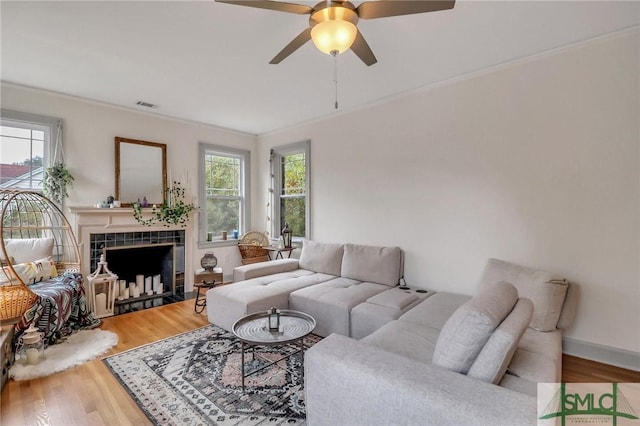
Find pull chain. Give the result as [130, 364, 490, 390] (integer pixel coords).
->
[331, 49, 339, 109]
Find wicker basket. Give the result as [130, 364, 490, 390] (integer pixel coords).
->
[238, 231, 269, 265]
[238, 244, 269, 265]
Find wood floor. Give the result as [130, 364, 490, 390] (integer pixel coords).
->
[1, 300, 638, 426]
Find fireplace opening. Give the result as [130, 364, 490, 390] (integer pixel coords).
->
[104, 243, 184, 314]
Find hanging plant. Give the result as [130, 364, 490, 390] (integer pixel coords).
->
[43, 163, 74, 204]
[132, 181, 197, 228]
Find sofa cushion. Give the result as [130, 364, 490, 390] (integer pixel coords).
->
[432, 281, 518, 374]
[399, 292, 471, 329]
[361, 320, 440, 363]
[507, 348, 560, 383]
[299, 240, 344, 276]
[366, 290, 418, 310]
[233, 258, 299, 281]
[289, 278, 389, 337]
[467, 298, 534, 384]
[206, 270, 335, 331]
[2, 237, 55, 264]
[514, 328, 563, 381]
[477, 258, 569, 331]
[340, 243, 402, 287]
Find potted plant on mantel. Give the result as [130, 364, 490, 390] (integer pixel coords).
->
[132, 181, 197, 228]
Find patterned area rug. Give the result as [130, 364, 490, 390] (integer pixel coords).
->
[103, 324, 321, 425]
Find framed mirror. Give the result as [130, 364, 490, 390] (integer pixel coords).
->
[115, 137, 167, 206]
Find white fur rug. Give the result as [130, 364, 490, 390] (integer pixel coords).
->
[9, 328, 118, 381]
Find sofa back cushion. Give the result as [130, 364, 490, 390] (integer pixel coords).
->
[432, 281, 518, 374]
[2, 237, 55, 264]
[467, 298, 533, 384]
[340, 244, 402, 287]
[478, 258, 569, 331]
[299, 240, 344, 276]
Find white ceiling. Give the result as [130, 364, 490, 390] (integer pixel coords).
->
[1, 1, 638, 135]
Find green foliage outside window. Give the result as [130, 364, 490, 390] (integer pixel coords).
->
[280, 153, 306, 238]
[205, 154, 242, 237]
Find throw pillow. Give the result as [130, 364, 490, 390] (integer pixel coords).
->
[431, 281, 518, 374]
[2, 237, 55, 264]
[477, 258, 569, 331]
[10, 256, 58, 285]
[467, 298, 534, 384]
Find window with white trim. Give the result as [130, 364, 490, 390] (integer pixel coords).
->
[271, 140, 310, 240]
[0, 110, 61, 191]
[199, 143, 250, 244]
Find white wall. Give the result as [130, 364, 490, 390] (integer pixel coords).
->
[257, 30, 640, 355]
[0, 83, 258, 278]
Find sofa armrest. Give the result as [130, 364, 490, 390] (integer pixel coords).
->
[305, 334, 537, 426]
[232, 258, 299, 281]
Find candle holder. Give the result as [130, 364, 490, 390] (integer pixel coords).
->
[267, 307, 280, 332]
[281, 222, 292, 248]
[19, 324, 44, 365]
[87, 254, 118, 318]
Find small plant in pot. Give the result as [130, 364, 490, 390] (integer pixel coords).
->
[43, 163, 74, 204]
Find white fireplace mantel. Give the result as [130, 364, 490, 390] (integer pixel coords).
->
[67, 206, 195, 292]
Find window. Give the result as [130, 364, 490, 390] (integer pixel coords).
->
[272, 140, 310, 240]
[199, 143, 250, 244]
[0, 110, 61, 191]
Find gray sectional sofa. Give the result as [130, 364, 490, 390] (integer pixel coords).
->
[205, 241, 575, 426]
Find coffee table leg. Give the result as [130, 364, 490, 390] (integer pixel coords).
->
[241, 340, 245, 391]
[300, 337, 304, 380]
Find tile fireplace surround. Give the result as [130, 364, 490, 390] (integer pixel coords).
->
[67, 207, 196, 300]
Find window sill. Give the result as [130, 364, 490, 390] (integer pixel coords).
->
[197, 239, 239, 249]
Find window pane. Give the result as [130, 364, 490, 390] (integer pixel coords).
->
[0, 126, 45, 191]
[206, 198, 240, 236]
[281, 196, 305, 238]
[0, 126, 31, 138]
[281, 153, 305, 196]
[205, 154, 240, 197]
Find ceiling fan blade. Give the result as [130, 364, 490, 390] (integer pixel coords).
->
[357, 0, 455, 19]
[270, 27, 312, 64]
[350, 31, 377, 66]
[215, 0, 313, 15]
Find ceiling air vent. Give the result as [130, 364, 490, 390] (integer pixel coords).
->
[135, 101, 158, 109]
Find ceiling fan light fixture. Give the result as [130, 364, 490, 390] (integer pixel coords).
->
[311, 19, 357, 55]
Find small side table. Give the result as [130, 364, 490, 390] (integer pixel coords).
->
[264, 246, 294, 260]
[194, 267, 223, 314]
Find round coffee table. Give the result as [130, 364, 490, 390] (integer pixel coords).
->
[232, 309, 316, 390]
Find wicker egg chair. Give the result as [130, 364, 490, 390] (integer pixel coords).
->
[0, 190, 81, 324]
[238, 231, 269, 265]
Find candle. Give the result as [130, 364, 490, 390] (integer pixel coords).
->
[153, 274, 161, 294]
[26, 348, 39, 365]
[132, 285, 140, 298]
[119, 280, 127, 297]
[144, 276, 152, 295]
[129, 282, 137, 298]
[95, 293, 107, 316]
[136, 274, 144, 289]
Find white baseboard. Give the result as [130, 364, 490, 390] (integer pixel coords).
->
[563, 337, 640, 372]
